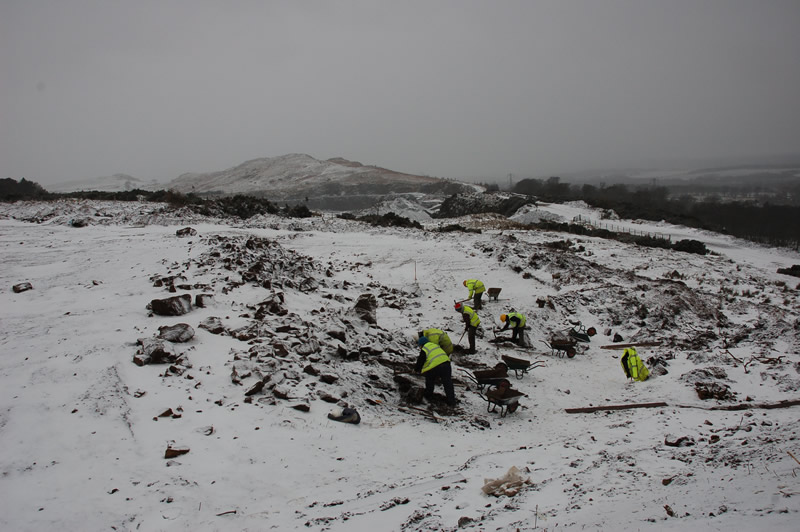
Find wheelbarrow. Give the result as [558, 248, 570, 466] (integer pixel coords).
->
[487, 287, 502, 301]
[460, 363, 509, 394]
[541, 335, 578, 358]
[501, 354, 546, 379]
[567, 322, 596, 343]
[484, 379, 526, 417]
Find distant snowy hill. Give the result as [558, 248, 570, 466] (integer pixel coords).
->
[46, 173, 162, 194]
[167, 153, 475, 210]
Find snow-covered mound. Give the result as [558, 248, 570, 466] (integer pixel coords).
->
[352, 193, 437, 223]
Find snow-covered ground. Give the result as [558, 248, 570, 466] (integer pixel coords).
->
[1, 199, 799, 531]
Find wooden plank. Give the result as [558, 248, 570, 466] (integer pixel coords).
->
[599, 342, 661, 350]
[679, 399, 800, 412]
[567, 398, 800, 414]
[565, 402, 668, 414]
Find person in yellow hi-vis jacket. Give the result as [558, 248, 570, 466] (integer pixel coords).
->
[415, 336, 456, 406]
[417, 328, 454, 355]
[454, 302, 480, 354]
[499, 311, 527, 346]
[463, 279, 485, 309]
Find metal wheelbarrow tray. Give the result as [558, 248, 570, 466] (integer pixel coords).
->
[487, 287, 502, 301]
[567, 323, 596, 343]
[501, 354, 546, 379]
[541, 335, 578, 358]
[461, 364, 509, 393]
[485, 380, 526, 417]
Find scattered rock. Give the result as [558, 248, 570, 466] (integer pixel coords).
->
[12, 282, 33, 293]
[158, 323, 195, 343]
[327, 407, 360, 424]
[319, 392, 340, 403]
[150, 294, 193, 316]
[352, 293, 378, 324]
[681, 367, 729, 384]
[195, 293, 214, 308]
[176, 227, 197, 237]
[664, 435, 696, 447]
[326, 328, 347, 342]
[164, 445, 190, 459]
[650, 364, 669, 377]
[254, 293, 288, 318]
[69, 218, 90, 228]
[296, 339, 321, 357]
[695, 382, 736, 401]
[133, 338, 180, 366]
[244, 377, 269, 397]
[198, 317, 226, 334]
[273, 386, 292, 400]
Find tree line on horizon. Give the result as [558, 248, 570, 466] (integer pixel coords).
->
[512, 176, 799, 249]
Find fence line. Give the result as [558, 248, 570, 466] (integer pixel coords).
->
[572, 215, 672, 242]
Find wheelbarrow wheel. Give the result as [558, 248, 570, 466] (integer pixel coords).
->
[566, 346, 577, 358]
[507, 402, 519, 413]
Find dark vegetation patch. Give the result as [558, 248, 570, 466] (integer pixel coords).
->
[434, 224, 481, 234]
[337, 211, 422, 229]
[0, 180, 312, 219]
[0, 178, 49, 201]
[777, 265, 800, 278]
[434, 192, 536, 218]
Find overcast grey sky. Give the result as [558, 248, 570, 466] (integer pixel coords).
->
[2, 0, 799, 185]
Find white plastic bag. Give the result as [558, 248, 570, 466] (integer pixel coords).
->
[481, 466, 529, 497]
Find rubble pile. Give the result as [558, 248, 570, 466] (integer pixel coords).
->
[135, 231, 434, 414]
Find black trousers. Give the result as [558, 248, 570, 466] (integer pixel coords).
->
[473, 292, 483, 309]
[424, 361, 455, 406]
[511, 327, 523, 345]
[466, 326, 476, 352]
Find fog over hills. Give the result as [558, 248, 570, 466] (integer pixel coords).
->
[38, 152, 800, 211]
[45, 173, 162, 194]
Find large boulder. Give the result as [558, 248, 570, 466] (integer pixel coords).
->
[150, 294, 192, 316]
[352, 293, 378, 325]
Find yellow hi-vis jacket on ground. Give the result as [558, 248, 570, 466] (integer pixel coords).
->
[462, 305, 480, 327]
[621, 348, 649, 381]
[422, 328, 454, 354]
[465, 279, 485, 298]
[420, 342, 450, 373]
